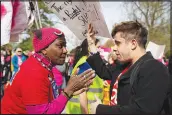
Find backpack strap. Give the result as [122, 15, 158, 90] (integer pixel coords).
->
[130, 59, 154, 94]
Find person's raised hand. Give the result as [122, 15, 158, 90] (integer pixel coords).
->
[86, 23, 98, 53]
[87, 23, 96, 45]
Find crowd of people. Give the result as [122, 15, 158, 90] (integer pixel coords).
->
[1, 21, 172, 114]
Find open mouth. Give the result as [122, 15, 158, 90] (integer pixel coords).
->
[116, 54, 120, 58]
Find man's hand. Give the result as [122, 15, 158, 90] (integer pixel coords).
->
[87, 23, 96, 42]
[87, 23, 98, 53]
[90, 95, 102, 114]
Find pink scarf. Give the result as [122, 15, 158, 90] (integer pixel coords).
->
[52, 67, 63, 87]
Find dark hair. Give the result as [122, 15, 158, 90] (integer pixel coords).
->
[111, 20, 148, 48]
[73, 39, 99, 67]
[14, 47, 22, 52]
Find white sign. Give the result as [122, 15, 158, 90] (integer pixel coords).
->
[146, 41, 166, 59]
[44, 0, 111, 40]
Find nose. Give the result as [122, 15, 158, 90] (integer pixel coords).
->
[113, 44, 117, 52]
[63, 47, 67, 54]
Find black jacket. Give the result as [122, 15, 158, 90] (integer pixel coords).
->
[87, 53, 130, 105]
[87, 52, 171, 114]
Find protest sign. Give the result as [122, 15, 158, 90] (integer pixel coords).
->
[44, 0, 111, 40]
[146, 41, 166, 59]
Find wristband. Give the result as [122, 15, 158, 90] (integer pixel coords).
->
[62, 89, 72, 99]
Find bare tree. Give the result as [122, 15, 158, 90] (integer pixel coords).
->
[123, 1, 170, 52]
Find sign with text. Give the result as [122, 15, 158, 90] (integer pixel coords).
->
[44, 0, 111, 40]
[146, 41, 166, 59]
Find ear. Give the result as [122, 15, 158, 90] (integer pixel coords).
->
[131, 39, 137, 50]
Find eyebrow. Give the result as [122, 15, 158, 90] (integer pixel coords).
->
[59, 41, 66, 44]
[56, 40, 66, 46]
[114, 40, 121, 44]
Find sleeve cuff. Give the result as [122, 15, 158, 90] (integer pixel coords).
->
[58, 94, 68, 103]
[87, 52, 101, 64]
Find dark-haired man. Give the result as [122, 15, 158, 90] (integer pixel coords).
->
[87, 21, 171, 114]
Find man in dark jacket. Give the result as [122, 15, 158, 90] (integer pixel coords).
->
[87, 54, 130, 105]
[86, 21, 171, 114]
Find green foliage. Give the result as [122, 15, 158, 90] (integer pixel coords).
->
[165, 50, 171, 59]
[1, 44, 13, 51]
[38, 0, 53, 13]
[124, 1, 170, 52]
[18, 38, 33, 51]
[38, 0, 54, 27]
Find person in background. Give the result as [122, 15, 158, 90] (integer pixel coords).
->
[1, 50, 5, 78]
[157, 54, 168, 66]
[1, 49, 6, 99]
[66, 39, 104, 114]
[1, 27, 95, 114]
[3, 47, 12, 84]
[64, 49, 76, 83]
[102, 51, 117, 105]
[108, 51, 117, 65]
[11, 47, 27, 76]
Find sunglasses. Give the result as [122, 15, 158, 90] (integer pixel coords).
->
[17, 51, 22, 52]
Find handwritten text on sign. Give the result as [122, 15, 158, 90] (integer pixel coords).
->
[44, 0, 111, 40]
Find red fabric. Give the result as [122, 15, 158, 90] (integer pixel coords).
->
[110, 65, 130, 105]
[11, 0, 20, 29]
[1, 4, 7, 19]
[1, 56, 54, 114]
[33, 28, 64, 52]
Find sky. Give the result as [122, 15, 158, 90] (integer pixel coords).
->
[99, 2, 128, 32]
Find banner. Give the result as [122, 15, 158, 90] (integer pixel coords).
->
[44, 0, 111, 40]
[1, 1, 13, 46]
[1, 1, 35, 46]
[146, 41, 166, 59]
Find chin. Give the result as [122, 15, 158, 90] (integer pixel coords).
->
[57, 61, 65, 65]
[118, 59, 127, 63]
